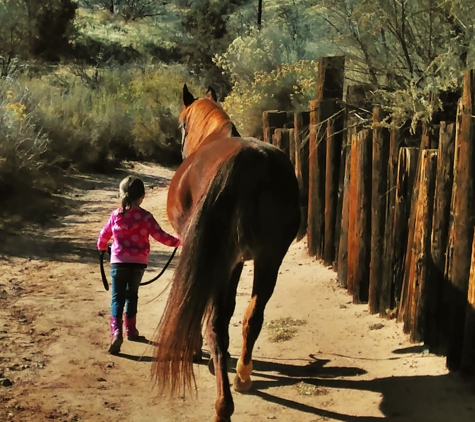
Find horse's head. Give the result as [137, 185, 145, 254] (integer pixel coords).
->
[179, 84, 234, 159]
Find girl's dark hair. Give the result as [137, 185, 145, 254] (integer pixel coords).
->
[119, 176, 145, 215]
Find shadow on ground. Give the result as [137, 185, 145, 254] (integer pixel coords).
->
[0, 166, 176, 266]
[222, 354, 475, 421]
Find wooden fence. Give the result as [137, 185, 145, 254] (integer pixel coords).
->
[262, 56, 475, 375]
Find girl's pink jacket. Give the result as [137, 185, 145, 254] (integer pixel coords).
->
[97, 207, 180, 265]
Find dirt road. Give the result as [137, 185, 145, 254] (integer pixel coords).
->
[1, 162, 474, 422]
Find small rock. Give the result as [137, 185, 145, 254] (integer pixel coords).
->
[369, 323, 384, 330]
[1, 378, 13, 387]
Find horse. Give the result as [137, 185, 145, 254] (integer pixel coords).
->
[152, 84, 301, 422]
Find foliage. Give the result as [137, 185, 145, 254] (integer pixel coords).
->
[3, 0, 475, 223]
[222, 60, 318, 137]
[319, 0, 475, 127]
[215, 22, 319, 136]
[79, 0, 165, 21]
[29, 0, 78, 60]
[0, 82, 56, 202]
[0, 63, 195, 215]
[274, 0, 313, 60]
[25, 63, 192, 170]
[0, 0, 77, 66]
[179, 0, 242, 96]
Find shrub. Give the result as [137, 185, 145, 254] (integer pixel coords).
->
[221, 60, 318, 137]
[21, 63, 194, 170]
[0, 82, 56, 204]
[214, 25, 319, 136]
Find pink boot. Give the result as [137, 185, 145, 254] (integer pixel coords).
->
[108, 316, 123, 355]
[124, 315, 139, 341]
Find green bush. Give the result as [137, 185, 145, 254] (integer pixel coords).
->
[214, 27, 319, 136]
[22, 63, 193, 171]
[0, 82, 57, 202]
[0, 63, 199, 226]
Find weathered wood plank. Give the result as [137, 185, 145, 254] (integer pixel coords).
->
[337, 135, 351, 287]
[399, 149, 438, 341]
[347, 129, 372, 303]
[307, 99, 320, 256]
[307, 56, 345, 258]
[323, 111, 344, 265]
[316, 56, 345, 102]
[369, 108, 390, 314]
[426, 122, 455, 351]
[391, 147, 420, 313]
[294, 112, 310, 240]
[445, 70, 475, 371]
[463, 235, 475, 372]
[381, 127, 402, 314]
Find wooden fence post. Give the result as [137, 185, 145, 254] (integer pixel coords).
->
[273, 128, 282, 148]
[294, 112, 310, 240]
[398, 121, 439, 324]
[391, 148, 420, 311]
[323, 112, 344, 265]
[463, 236, 475, 372]
[347, 129, 372, 302]
[445, 70, 475, 371]
[337, 130, 352, 288]
[381, 127, 402, 313]
[273, 128, 294, 162]
[369, 108, 390, 314]
[263, 111, 293, 143]
[307, 56, 345, 258]
[307, 99, 321, 256]
[426, 122, 455, 351]
[288, 128, 295, 167]
[398, 150, 438, 341]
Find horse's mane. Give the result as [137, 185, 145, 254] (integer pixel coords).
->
[180, 98, 233, 151]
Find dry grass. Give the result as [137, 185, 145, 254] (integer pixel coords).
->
[265, 317, 307, 343]
[294, 381, 330, 397]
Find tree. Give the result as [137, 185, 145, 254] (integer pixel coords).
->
[319, 0, 475, 125]
[0, 1, 28, 75]
[27, 0, 78, 60]
[180, 0, 237, 95]
[275, 0, 312, 59]
[79, 0, 165, 21]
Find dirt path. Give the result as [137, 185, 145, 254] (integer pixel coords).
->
[1, 162, 474, 422]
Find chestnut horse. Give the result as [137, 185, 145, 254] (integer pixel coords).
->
[152, 84, 301, 421]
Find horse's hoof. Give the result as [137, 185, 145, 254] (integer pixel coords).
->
[233, 375, 252, 393]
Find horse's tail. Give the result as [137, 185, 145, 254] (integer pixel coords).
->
[151, 148, 258, 396]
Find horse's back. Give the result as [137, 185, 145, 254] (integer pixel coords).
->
[205, 137, 301, 259]
[168, 136, 301, 259]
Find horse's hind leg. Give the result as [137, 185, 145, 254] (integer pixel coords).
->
[234, 257, 281, 392]
[206, 262, 243, 422]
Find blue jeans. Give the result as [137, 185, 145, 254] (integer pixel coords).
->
[110, 265, 145, 320]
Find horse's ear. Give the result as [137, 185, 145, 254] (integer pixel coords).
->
[182, 84, 195, 107]
[205, 86, 218, 102]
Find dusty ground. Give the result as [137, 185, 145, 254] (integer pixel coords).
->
[1, 161, 475, 422]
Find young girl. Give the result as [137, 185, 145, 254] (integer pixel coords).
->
[97, 175, 180, 355]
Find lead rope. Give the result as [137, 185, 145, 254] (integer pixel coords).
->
[99, 247, 178, 291]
